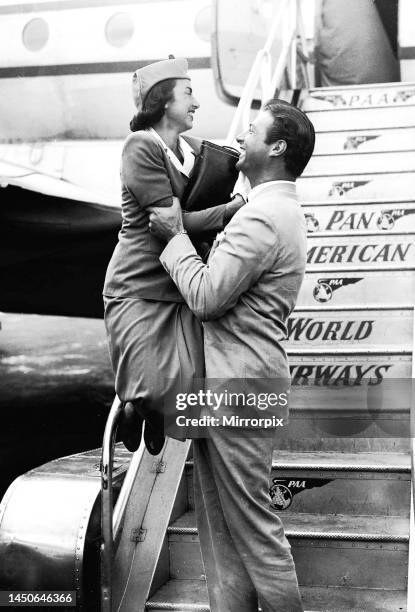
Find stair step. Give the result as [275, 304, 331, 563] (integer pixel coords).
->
[302, 83, 415, 112]
[298, 268, 415, 309]
[286, 307, 413, 349]
[307, 105, 415, 132]
[169, 511, 409, 541]
[313, 127, 415, 154]
[306, 231, 415, 269]
[270, 451, 411, 516]
[286, 350, 411, 439]
[272, 437, 411, 454]
[305, 151, 415, 177]
[167, 511, 409, 588]
[147, 580, 209, 611]
[271, 451, 411, 473]
[298, 172, 415, 201]
[186, 452, 411, 517]
[288, 348, 411, 377]
[147, 580, 407, 611]
[302, 201, 415, 233]
[277, 415, 411, 453]
[304, 83, 415, 111]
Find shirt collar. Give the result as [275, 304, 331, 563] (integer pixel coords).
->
[249, 180, 296, 201]
[148, 128, 195, 177]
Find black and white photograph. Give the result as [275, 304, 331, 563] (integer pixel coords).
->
[0, 0, 414, 610]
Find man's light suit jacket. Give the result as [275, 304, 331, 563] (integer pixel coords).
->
[160, 181, 307, 398]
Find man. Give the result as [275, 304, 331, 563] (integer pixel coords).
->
[149, 99, 315, 612]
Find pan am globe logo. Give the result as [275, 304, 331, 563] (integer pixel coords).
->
[343, 135, 379, 150]
[305, 213, 320, 233]
[328, 180, 370, 198]
[393, 89, 415, 103]
[377, 208, 415, 231]
[313, 277, 363, 303]
[269, 481, 293, 510]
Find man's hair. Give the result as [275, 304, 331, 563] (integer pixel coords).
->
[130, 78, 177, 131]
[263, 99, 315, 177]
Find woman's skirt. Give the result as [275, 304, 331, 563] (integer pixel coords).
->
[103, 296, 204, 439]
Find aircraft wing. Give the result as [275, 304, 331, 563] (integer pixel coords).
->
[0, 158, 122, 318]
[0, 158, 113, 206]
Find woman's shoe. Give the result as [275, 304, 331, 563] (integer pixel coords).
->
[117, 403, 144, 452]
[144, 421, 165, 455]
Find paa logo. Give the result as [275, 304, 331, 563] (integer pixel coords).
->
[305, 213, 320, 233]
[312, 94, 347, 107]
[269, 479, 333, 511]
[328, 181, 370, 197]
[313, 278, 363, 303]
[393, 89, 415, 103]
[377, 208, 415, 231]
[343, 135, 379, 151]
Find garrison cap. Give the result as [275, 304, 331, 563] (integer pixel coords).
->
[132, 57, 189, 111]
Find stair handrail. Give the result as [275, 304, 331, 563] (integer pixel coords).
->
[100, 396, 145, 612]
[226, 0, 312, 145]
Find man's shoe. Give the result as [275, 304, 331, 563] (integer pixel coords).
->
[144, 421, 165, 455]
[117, 403, 144, 452]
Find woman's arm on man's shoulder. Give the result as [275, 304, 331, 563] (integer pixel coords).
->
[182, 195, 245, 235]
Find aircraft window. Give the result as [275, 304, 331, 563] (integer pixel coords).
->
[22, 18, 49, 51]
[194, 5, 213, 42]
[105, 12, 134, 47]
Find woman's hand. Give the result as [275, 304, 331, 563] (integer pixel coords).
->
[148, 197, 185, 242]
[224, 194, 246, 223]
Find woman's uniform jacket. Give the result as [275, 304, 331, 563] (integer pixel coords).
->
[104, 130, 228, 301]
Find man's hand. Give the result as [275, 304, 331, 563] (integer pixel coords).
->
[148, 197, 185, 242]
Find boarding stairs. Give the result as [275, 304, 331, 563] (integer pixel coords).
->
[130, 82, 414, 612]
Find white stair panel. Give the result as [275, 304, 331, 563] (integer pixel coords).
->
[306, 232, 415, 269]
[304, 83, 415, 111]
[298, 172, 415, 201]
[307, 105, 415, 132]
[314, 128, 415, 154]
[305, 151, 415, 177]
[302, 202, 415, 233]
[286, 308, 413, 349]
[297, 268, 415, 309]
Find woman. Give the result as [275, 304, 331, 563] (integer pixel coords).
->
[103, 57, 243, 454]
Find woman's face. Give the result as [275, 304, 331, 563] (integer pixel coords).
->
[165, 79, 200, 132]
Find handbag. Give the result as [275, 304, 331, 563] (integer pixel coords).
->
[181, 140, 240, 211]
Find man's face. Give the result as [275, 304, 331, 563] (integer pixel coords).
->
[236, 110, 274, 175]
[165, 79, 200, 132]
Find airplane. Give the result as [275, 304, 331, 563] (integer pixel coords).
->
[0, 0, 411, 319]
[0, 0, 238, 318]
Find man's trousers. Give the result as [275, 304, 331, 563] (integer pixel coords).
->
[193, 427, 303, 612]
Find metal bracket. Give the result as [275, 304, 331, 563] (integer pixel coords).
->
[131, 528, 147, 543]
[151, 460, 166, 473]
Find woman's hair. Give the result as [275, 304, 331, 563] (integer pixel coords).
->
[130, 78, 177, 131]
